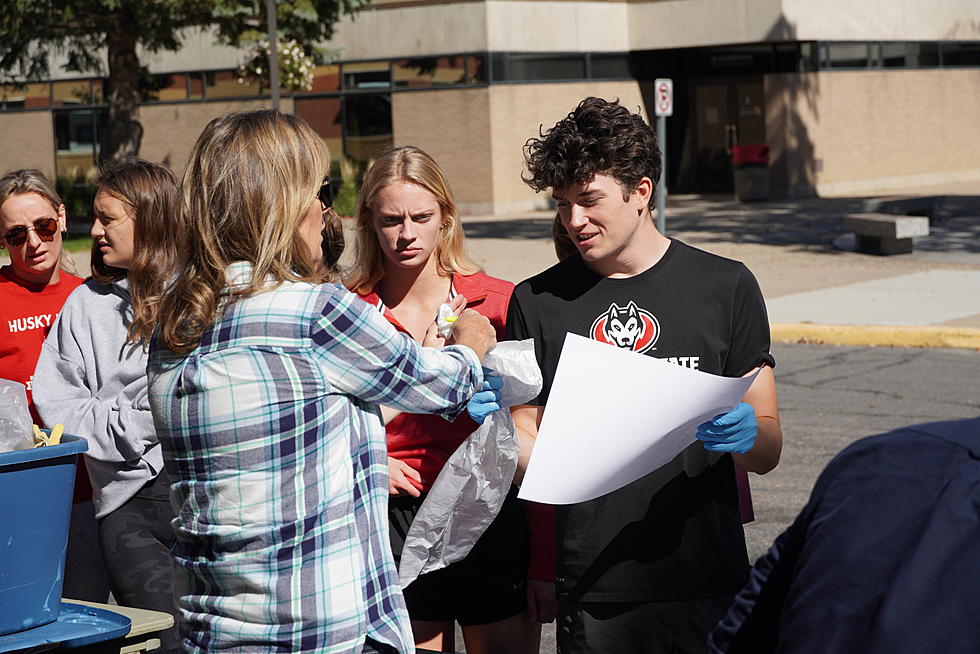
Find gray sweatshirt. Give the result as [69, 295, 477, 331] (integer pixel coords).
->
[33, 279, 162, 518]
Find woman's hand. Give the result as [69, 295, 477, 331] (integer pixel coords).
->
[451, 309, 496, 362]
[526, 579, 558, 623]
[422, 294, 467, 348]
[388, 457, 423, 497]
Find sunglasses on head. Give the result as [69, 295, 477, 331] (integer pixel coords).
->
[2, 217, 59, 247]
[318, 177, 336, 209]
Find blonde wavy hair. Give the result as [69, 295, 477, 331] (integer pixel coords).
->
[156, 110, 330, 354]
[347, 146, 479, 294]
[0, 169, 78, 277]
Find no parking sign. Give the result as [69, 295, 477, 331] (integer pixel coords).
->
[654, 78, 673, 117]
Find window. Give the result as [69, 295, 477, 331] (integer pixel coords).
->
[466, 54, 488, 84]
[906, 43, 940, 67]
[393, 56, 466, 88]
[493, 53, 587, 82]
[143, 74, 188, 102]
[204, 70, 264, 99]
[941, 42, 980, 67]
[52, 80, 94, 106]
[307, 65, 341, 93]
[823, 42, 869, 69]
[343, 94, 392, 162]
[54, 109, 102, 180]
[0, 83, 51, 110]
[881, 42, 906, 68]
[343, 62, 390, 90]
[590, 53, 630, 79]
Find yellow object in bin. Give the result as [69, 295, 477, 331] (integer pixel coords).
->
[32, 424, 65, 447]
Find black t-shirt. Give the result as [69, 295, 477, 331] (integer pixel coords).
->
[507, 239, 774, 602]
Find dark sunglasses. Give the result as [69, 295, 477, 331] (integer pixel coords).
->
[318, 177, 336, 209]
[2, 217, 59, 247]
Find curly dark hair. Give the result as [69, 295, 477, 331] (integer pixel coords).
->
[523, 97, 661, 210]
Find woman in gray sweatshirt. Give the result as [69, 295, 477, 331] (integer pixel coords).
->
[34, 159, 182, 654]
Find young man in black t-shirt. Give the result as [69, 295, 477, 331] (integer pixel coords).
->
[508, 97, 782, 654]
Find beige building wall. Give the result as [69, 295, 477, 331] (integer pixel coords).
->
[767, 69, 980, 197]
[0, 112, 57, 178]
[139, 98, 291, 173]
[392, 88, 494, 214]
[487, 80, 645, 214]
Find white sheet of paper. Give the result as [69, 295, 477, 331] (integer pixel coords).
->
[518, 334, 760, 505]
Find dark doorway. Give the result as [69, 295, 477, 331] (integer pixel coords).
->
[678, 76, 765, 193]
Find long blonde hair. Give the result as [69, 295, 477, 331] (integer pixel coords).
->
[0, 169, 78, 277]
[91, 159, 180, 344]
[347, 146, 479, 294]
[156, 110, 330, 354]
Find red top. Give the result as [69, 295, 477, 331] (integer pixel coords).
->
[358, 271, 514, 486]
[358, 271, 557, 580]
[0, 265, 92, 504]
[0, 265, 84, 424]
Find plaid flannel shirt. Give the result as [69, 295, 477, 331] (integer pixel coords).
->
[148, 263, 482, 653]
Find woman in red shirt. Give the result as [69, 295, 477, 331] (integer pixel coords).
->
[0, 168, 106, 601]
[348, 146, 552, 653]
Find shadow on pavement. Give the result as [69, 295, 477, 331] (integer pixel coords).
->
[462, 194, 980, 258]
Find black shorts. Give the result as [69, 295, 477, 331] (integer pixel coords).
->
[389, 486, 530, 626]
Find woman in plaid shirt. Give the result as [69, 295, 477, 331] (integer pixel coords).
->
[148, 110, 497, 653]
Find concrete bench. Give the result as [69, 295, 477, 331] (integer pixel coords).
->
[843, 212, 930, 255]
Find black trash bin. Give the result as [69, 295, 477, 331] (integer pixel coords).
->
[732, 144, 769, 202]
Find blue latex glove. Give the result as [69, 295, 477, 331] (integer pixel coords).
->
[467, 370, 504, 425]
[696, 402, 757, 454]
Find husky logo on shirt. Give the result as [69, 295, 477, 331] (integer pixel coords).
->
[590, 301, 660, 353]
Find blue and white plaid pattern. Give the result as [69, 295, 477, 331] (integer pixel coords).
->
[148, 263, 482, 653]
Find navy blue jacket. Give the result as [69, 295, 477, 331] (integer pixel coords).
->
[709, 417, 980, 653]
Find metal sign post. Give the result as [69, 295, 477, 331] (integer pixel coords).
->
[654, 78, 672, 235]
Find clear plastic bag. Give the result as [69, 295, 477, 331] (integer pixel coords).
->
[0, 379, 35, 453]
[398, 339, 542, 588]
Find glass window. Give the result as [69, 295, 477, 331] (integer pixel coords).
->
[205, 70, 264, 99]
[490, 53, 508, 82]
[590, 53, 630, 79]
[308, 64, 341, 93]
[143, 73, 188, 102]
[0, 83, 51, 110]
[90, 79, 105, 104]
[502, 53, 586, 81]
[294, 96, 343, 164]
[799, 42, 817, 71]
[54, 109, 98, 179]
[881, 42, 906, 68]
[343, 62, 390, 90]
[393, 56, 466, 88]
[467, 54, 488, 84]
[52, 80, 93, 106]
[826, 42, 869, 68]
[343, 94, 392, 162]
[188, 74, 204, 100]
[941, 42, 980, 67]
[907, 42, 940, 67]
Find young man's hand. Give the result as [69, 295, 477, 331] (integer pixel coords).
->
[696, 402, 757, 454]
[526, 579, 558, 623]
[466, 371, 503, 424]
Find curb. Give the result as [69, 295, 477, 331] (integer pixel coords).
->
[771, 323, 980, 351]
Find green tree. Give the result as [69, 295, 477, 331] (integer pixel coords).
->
[0, 1, 368, 162]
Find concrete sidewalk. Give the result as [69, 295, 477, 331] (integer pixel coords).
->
[456, 185, 980, 351]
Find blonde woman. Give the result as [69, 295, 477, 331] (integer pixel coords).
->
[0, 169, 107, 603]
[348, 146, 553, 654]
[147, 110, 497, 654]
[33, 159, 182, 652]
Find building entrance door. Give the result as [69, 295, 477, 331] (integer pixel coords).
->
[688, 77, 765, 193]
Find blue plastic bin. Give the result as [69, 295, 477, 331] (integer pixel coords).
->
[0, 434, 87, 635]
